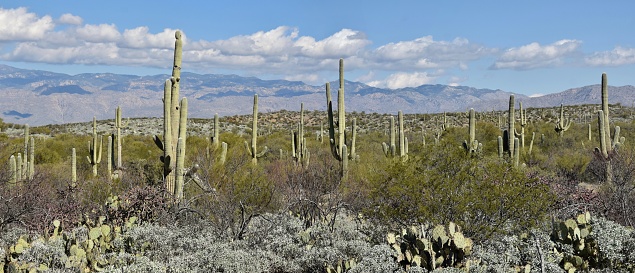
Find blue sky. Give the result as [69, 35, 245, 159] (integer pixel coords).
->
[1, 1, 634, 96]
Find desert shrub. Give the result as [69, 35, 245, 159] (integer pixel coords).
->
[367, 139, 555, 241]
[103, 185, 170, 226]
[585, 146, 635, 228]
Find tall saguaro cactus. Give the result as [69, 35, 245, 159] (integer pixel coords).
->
[518, 102, 527, 148]
[212, 113, 220, 150]
[325, 59, 357, 177]
[504, 95, 522, 157]
[153, 31, 188, 199]
[292, 103, 310, 167]
[595, 110, 612, 184]
[601, 73, 611, 146]
[463, 108, 482, 155]
[87, 116, 102, 177]
[71, 148, 77, 185]
[9, 155, 16, 185]
[114, 106, 128, 169]
[245, 94, 268, 164]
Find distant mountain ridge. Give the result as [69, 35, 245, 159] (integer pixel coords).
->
[0, 64, 633, 125]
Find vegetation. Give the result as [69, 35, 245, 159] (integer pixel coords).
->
[1, 33, 635, 272]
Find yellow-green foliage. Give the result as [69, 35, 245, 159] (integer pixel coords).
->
[368, 139, 555, 241]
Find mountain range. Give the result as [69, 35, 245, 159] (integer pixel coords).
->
[1, 64, 633, 126]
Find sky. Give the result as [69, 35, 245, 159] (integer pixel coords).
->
[1, 1, 635, 96]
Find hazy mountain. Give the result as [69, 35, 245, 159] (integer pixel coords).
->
[0, 64, 632, 125]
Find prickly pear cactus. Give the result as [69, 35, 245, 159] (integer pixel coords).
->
[551, 212, 600, 272]
[386, 222, 473, 271]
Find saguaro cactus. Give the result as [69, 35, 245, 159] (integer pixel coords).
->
[71, 148, 77, 185]
[504, 95, 519, 156]
[325, 59, 357, 177]
[463, 108, 482, 155]
[9, 155, 16, 184]
[114, 106, 128, 169]
[601, 73, 611, 144]
[245, 94, 268, 164]
[398, 111, 407, 160]
[87, 117, 102, 177]
[554, 104, 572, 137]
[595, 110, 612, 184]
[153, 31, 188, 199]
[211, 113, 220, 150]
[292, 103, 309, 167]
[382, 116, 396, 157]
[107, 135, 113, 179]
[518, 102, 527, 148]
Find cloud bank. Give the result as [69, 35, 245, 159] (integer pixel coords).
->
[0, 7, 631, 89]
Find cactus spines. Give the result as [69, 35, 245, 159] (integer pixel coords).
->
[554, 104, 572, 137]
[245, 94, 268, 165]
[87, 117, 102, 177]
[463, 108, 482, 155]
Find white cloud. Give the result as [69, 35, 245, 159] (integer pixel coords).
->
[121, 27, 180, 49]
[369, 72, 435, 89]
[491, 39, 581, 70]
[76, 24, 121, 43]
[58, 13, 83, 25]
[368, 36, 493, 70]
[295, 28, 371, 58]
[0, 7, 54, 41]
[284, 73, 319, 84]
[584, 46, 635, 66]
[448, 76, 467, 86]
